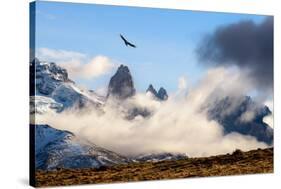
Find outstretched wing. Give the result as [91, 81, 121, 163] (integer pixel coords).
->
[120, 34, 127, 43]
[120, 34, 136, 48]
[127, 42, 136, 48]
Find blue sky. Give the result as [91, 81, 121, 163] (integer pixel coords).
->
[34, 1, 267, 93]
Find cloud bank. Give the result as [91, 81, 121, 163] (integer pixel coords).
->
[197, 17, 273, 94]
[36, 48, 116, 79]
[36, 67, 268, 157]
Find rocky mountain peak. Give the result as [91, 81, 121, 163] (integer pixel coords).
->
[158, 87, 168, 100]
[35, 59, 69, 82]
[116, 64, 130, 74]
[146, 84, 158, 96]
[146, 84, 168, 101]
[107, 64, 136, 99]
[34, 58, 70, 95]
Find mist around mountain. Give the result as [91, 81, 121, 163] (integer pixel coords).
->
[31, 58, 273, 170]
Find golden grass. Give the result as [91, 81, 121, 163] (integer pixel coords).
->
[35, 148, 273, 187]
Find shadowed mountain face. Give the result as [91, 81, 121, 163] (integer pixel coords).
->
[147, 84, 158, 97]
[157, 87, 168, 100]
[146, 84, 168, 101]
[107, 65, 136, 100]
[207, 96, 273, 145]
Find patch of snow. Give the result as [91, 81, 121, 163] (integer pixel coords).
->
[34, 125, 128, 170]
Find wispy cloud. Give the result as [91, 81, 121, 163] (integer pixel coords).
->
[36, 48, 87, 63]
[60, 56, 116, 79]
[36, 48, 117, 79]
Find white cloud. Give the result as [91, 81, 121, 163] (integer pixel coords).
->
[263, 115, 273, 129]
[84, 56, 116, 78]
[178, 76, 187, 91]
[60, 56, 116, 79]
[35, 66, 268, 157]
[265, 100, 273, 111]
[36, 48, 116, 79]
[95, 86, 108, 96]
[186, 67, 255, 114]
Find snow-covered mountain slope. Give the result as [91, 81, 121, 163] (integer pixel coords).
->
[34, 124, 130, 170]
[31, 58, 105, 112]
[51, 82, 104, 109]
[30, 96, 63, 114]
[134, 153, 188, 163]
[34, 125, 190, 170]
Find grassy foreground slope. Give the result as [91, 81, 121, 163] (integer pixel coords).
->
[35, 148, 273, 187]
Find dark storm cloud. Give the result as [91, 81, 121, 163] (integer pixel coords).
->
[197, 17, 273, 91]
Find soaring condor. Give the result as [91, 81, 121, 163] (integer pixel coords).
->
[120, 34, 136, 48]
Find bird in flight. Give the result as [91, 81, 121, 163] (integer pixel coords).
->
[120, 34, 136, 48]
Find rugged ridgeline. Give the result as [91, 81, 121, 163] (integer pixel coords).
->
[30, 58, 105, 114]
[106, 65, 168, 101]
[207, 96, 273, 145]
[146, 84, 168, 101]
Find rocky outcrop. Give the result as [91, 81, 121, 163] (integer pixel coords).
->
[146, 84, 158, 97]
[146, 84, 168, 101]
[157, 87, 168, 100]
[107, 65, 136, 99]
